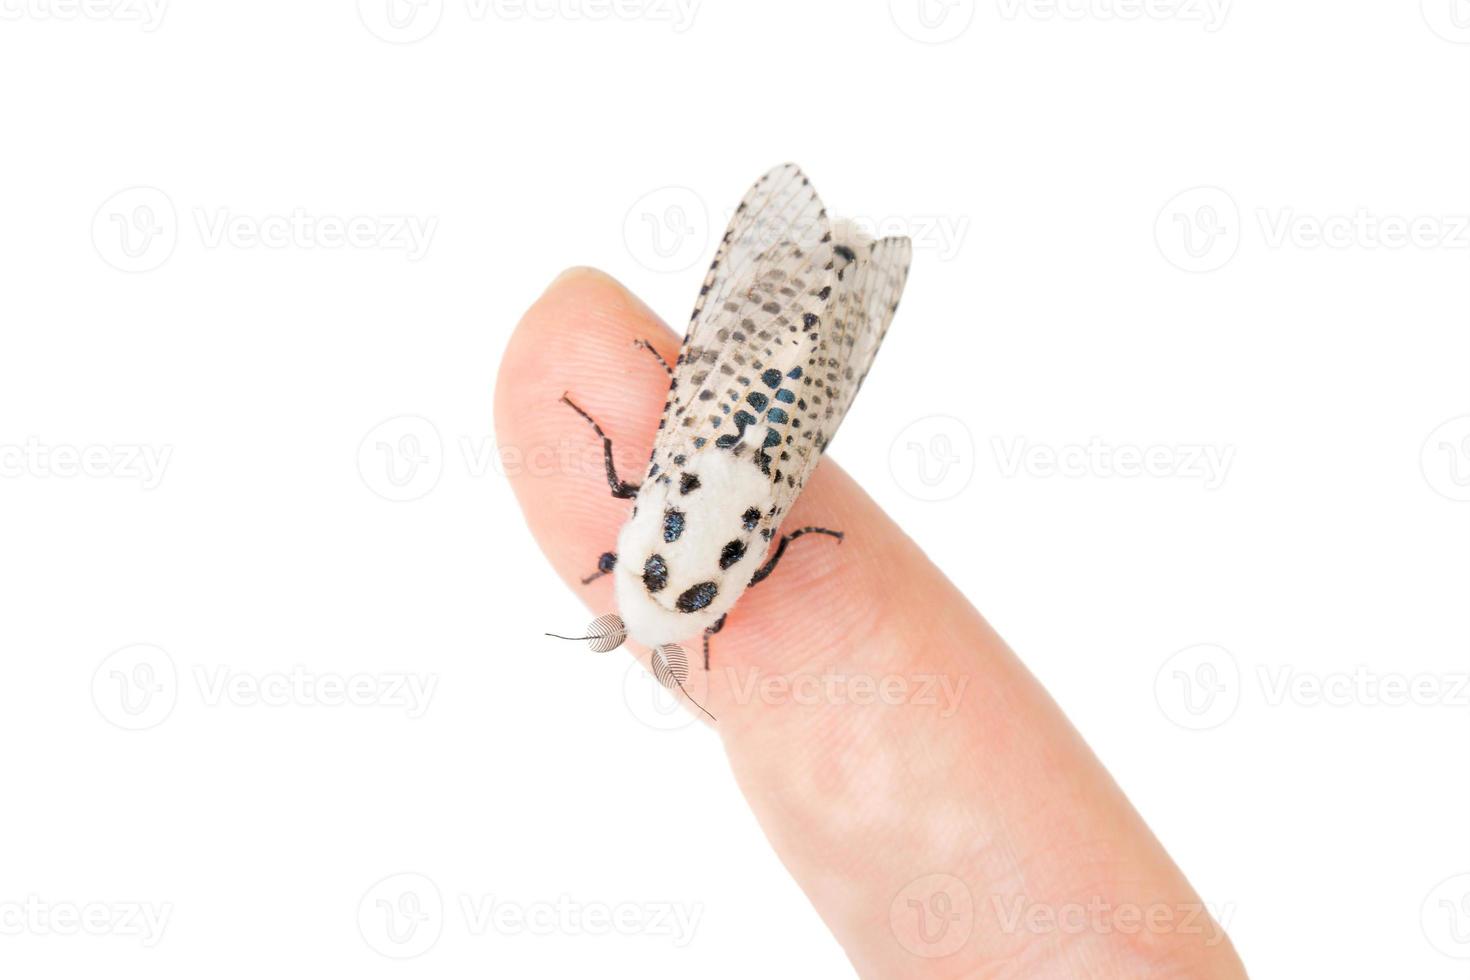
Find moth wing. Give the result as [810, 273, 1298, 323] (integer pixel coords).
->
[648, 165, 837, 506]
[819, 234, 913, 433]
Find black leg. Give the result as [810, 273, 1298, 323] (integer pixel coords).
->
[633, 339, 673, 377]
[702, 613, 727, 671]
[749, 527, 844, 587]
[581, 551, 617, 585]
[561, 395, 639, 499]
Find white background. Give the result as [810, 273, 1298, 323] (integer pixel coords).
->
[0, 1, 1466, 977]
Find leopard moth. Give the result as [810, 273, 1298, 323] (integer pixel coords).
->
[550, 163, 912, 718]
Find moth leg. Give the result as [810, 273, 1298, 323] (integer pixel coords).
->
[581, 551, 617, 585]
[702, 613, 727, 671]
[749, 527, 844, 587]
[561, 394, 639, 499]
[633, 339, 673, 377]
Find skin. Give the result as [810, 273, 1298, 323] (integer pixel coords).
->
[495, 267, 1249, 979]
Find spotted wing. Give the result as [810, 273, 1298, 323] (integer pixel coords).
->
[817, 233, 913, 435]
[647, 165, 836, 513]
[649, 165, 911, 531]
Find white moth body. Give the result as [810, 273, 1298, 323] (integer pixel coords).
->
[609, 164, 912, 654]
[614, 449, 772, 648]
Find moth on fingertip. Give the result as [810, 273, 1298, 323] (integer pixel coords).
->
[549, 164, 913, 721]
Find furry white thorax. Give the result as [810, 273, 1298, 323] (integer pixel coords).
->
[613, 449, 774, 649]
